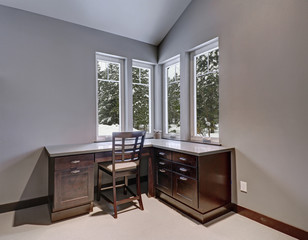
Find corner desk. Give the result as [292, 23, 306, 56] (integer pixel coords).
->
[45, 139, 234, 223]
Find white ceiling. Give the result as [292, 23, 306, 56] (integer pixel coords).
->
[0, 0, 191, 45]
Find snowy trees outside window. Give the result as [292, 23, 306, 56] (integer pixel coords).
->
[97, 58, 122, 136]
[132, 66, 151, 133]
[192, 41, 219, 141]
[165, 61, 180, 136]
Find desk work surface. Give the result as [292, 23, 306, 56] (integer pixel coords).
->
[45, 139, 233, 158]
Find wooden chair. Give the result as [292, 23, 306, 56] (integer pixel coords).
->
[96, 131, 146, 218]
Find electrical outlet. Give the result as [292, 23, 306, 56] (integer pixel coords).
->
[240, 181, 247, 193]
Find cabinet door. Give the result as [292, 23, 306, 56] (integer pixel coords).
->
[198, 152, 231, 213]
[156, 167, 172, 196]
[172, 173, 198, 209]
[53, 166, 94, 211]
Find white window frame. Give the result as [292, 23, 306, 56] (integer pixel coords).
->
[132, 60, 154, 137]
[96, 53, 125, 141]
[190, 38, 219, 143]
[163, 56, 181, 139]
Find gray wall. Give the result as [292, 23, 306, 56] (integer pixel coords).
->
[159, 0, 308, 230]
[0, 5, 157, 204]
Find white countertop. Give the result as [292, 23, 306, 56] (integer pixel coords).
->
[45, 139, 234, 157]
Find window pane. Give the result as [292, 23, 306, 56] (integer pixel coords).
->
[208, 49, 219, 72]
[132, 66, 150, 133]
[140, 68, 149, 84]
[195, 51, 219, 138]
[196, 54, 208, 77]
[108, 63, 119, 81]
[133, 84, 149, 132]
[97, 60, 120, 136]
[97, 61, 107, 79]
[132, 67, 139, 83]
[167, 63, 180, 135]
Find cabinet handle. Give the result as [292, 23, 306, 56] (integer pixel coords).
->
[179, 176, 188, 181]
[179, 157, 187, 161]
[158, 152, 166, 156]
[71, 160, 80, 164]
[158, 161, 166, 165]
[71, 170, 80, 174]
[159, 169, 166, 173]
[179, 167, 187, 172]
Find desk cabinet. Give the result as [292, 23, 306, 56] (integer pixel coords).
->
[48, 154, 94, 222]
[154, 149, 231, 223]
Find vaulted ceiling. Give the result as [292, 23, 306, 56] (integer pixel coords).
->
[0, 0, 192, 45]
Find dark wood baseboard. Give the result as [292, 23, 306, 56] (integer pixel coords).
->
[233, 204, 308, 240]
[0, 196, 48, 214]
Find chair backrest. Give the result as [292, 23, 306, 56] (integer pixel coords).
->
[112, 131, 146, 166]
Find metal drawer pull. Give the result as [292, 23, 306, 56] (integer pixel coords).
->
[179, 176, 188, 181]
[158, 152, 166, 156]
[179, 157, 187, 161]
[179, 167, 187, 172]
[159, 169, 166, 173]
[71, 170, 80, 174]
[71, 160, 80, 164]
[159, 161, 166, 165]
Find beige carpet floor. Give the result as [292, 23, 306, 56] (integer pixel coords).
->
[0, 194, 295, 240]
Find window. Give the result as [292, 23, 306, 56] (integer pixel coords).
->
[132, 62, 153, 135]
[96, 54, 124, 140]
[163, 57, 180, 138]
[190, 38, 219, 142]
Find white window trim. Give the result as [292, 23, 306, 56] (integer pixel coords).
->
[190, 38, 219, 143]
[132, 60, 154, 137]
[96, 53, 125, 141]
[162, 56, 181, 139]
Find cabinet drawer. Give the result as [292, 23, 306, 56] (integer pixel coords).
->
[173, 164, 196, 179]
[173, 173, 198, 208]
[156, 159, 172, 171]
[155, 149, 172, 160]
[156, 167, 172, 196]
[173, 152, 196, 167]
[55, 154, 94, 171]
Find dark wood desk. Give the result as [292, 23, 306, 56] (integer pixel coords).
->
[46, 139, 233, 223]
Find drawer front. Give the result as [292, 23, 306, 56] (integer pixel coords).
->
[53, 166, 94, 211]
[156, 159, 172, 171]
[173, 152, 196, 167]
[155, 149, 172, 160]
[95, 152, 112, 163]
[173, 163, 196, 179]
[54, 154, 94, 171]
[156, 167, 172, 196]
[172, 173, 198, 209]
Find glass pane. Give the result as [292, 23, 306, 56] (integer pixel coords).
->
[108, 63, 119, 81]
[132, 67, 139, 83]
[133, 84, 149, 132]
[208, 49, 219, 73]
[97, 61, 107, 79]
[167, 65, 176, 83]
[196, 73, 219, 138]
[97, 80, 120, 135]
[196, 54, 208, 77]
[167, 63, 180, 135]
[140, 68, 149, 84]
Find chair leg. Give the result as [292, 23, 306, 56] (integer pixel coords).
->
[123, 176, 128, 195]
[136, 171, 144, 211]
[112, 175, 118, 219]
[96, 166, 102, 201]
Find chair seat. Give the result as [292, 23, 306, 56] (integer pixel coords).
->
[104, 162, 137, 172]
